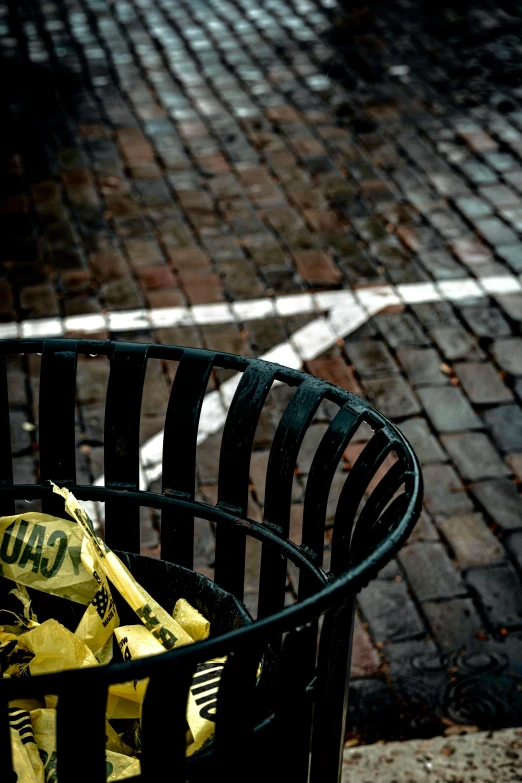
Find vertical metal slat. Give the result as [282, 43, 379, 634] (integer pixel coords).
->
[39, 340, 78, 516]
[140, 665, 193, 781]
[330, 429, 392, 577]
[213, 648, 259, 782]
[104, 343, 148, 552]
[298, 405, 362, 601]
[161, 349, 214, 567]
[214, 362, 275, 599]
[0, 353, 14, 514]
[257, 382, 325, 622]
[310, 597, 357, 783]
[271, 627, 316, 782]
[56, 685, 107, 781]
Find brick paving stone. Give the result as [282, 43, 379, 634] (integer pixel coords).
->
[454, 362, 514, 405]
[407, 509, 440, 543]
[306, 356, 364, 397]
[505, 532, 522, 576]
[418, 386, 482, 433]
[491, 338, 522, 376]
[180, 271, 224, 304]
[346, 341, 399, 378]
[476, 217, 519, 247]
[422, 599, 484, 653]
[465, 564, 522, 630]
[483, 405, 522, 453]
[374, 313, 430, 348]
[507, 454, 522, 481]
[101, 279, 144, 310]
[442, 432, 511, 482]
[437, 513, 505, 569]
[451, 237, 493, 268]
[398, 542, 466, 602]
[412, 301, 459, 329]
[417, 249, 466, 280]
[398, 418, 447, 465]
[430, 326, 484, 361]
[458, 304, 512, 339]
[397, 348, 449, 387]
[470, 479, 522, 531]
[362, 376, 421, 420]
[496, 245, 522, 273]
[76, 359, 110, 405]
[455, 196, 493, 220]
[479, 184, 521, 209]
[20, 283, 59, 318]
[358, 579, 426, 643]
[422, 464, 475, 519]
[294, 249, 342, 285]
[351, 615, 381, 679]
[496, 293, 522, 326]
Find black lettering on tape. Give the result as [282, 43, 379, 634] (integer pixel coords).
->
[18, 523, 45, 574]
[68, 546, 83, 576]
[0, 520, 29, 565]
[39, 530, 68, 579]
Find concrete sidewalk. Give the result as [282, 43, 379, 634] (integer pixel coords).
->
[343, 728, 522, 783]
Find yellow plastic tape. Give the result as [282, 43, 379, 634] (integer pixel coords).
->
[0, 512, 98, 604]
[9, 707, 45, 783]
[31, 708, 141, 782]
[52, 485, 194, 650]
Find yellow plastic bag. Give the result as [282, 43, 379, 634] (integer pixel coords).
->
[0, 512, 98, 604]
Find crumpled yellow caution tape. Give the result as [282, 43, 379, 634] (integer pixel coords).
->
[16, 618, 99, 676]
[31, 708, 141, 782]
[52, 484, 194, 650]
[3, 485, 247, 770]
[173, 598, 210, 642]
[75, 537, 119, 665]
[109, 622, 225, 756]
[0, 512, 98, 605]
[9, 707, 45, 783]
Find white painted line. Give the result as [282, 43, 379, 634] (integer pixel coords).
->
[7, 273, 522, 341]
[275, 293, 316, 317]
[191, 302, 235, 325]
[21, 318, 63, 339]
[232, 298, 276, 321]
[149, 306, 193, 328]
[479, 275, 522, 295]
[437, 279, 483, 301]
[290, 317, 338, 361]
[355, 285, 401, 314]
[108, 309, 151, 332]
[0, 323, 19, 339]
[327, 301, 369, 340]
[396, 281, 439, 304]
[64, 313, 108, 334]
[313, 290, 356, 309]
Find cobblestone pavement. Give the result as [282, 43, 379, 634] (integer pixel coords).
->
[2, 0, 522, 742]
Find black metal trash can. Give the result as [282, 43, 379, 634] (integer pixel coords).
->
[0, 338, 422, 783]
